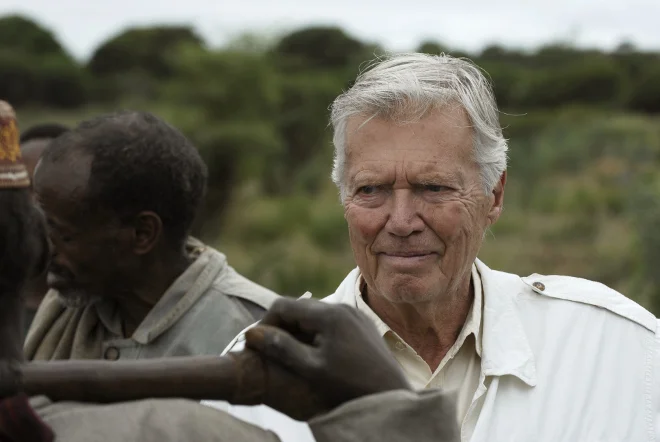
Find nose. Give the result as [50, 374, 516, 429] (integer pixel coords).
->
[385, 189, 425, 237]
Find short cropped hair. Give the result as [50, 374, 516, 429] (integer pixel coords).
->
[19, 123, 70, 144]
[41, 111, 208, 247]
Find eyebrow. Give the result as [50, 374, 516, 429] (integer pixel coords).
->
[415, 170, 465, 185]
[350, 169, 465, 186]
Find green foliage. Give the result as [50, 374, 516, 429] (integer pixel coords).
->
[0, 15, 86, 107]
[86, 25, 204, 101]
[271, 72, 340, 192]
[479, 61, 527, 108]
[5, 15, 660, 312]
[273, 26, 367, 70]
[0, 15, 69, 57]
[0, 50, 37, 105]
[516, 57, 627, 107]
[88, 26, 204, 78]
[0, 51, 87, 108]
[627, 62, 660, 113]
[628, 176, 660, 312]
[167, 47, 281, 120]
[38, 56, 88, 108]
[417, 41, 449, 55]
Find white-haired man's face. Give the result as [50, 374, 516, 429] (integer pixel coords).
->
[342, 107, 506, 305]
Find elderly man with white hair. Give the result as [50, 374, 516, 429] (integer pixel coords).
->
[214, 53, 660, 441]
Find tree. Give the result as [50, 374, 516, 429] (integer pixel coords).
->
[273, 26, 367, 70]
[627, 62, 660, 113]
[516, 57, 627, 108]
[88, 26, 204, 79]
[0, 15, 69, 58]
[0, 15, 85, 107]
[163, 47, 286, 233]
[416, 41, 449, 55]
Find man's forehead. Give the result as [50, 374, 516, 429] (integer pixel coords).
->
[34, 152, 91, 194]
[22, 139, 52, 172]
[21, 138, 51, 155]
[349, 160, 466, 183]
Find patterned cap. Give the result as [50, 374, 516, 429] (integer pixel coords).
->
[0, 101, 30, 189]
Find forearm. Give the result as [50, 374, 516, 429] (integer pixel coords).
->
[0, 352, 267, 404]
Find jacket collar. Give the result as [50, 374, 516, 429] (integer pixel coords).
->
[324, 259, 537, 386]
[97, 237, 226, 344]
[476, 259, 537, 386]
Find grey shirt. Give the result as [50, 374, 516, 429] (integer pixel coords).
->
[25, 238, 280, 361]
[30, 389, 458, 442]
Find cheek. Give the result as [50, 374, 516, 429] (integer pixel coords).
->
[68, 238, 117, 276]
[345, 206, 383, 245]
[427, 202, 470, 242]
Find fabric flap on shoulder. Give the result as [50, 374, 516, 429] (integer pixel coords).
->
[521, 274, 657, 333]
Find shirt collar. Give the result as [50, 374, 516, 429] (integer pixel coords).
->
[96, 237, 226, 344]
[344, 259, 536, 386]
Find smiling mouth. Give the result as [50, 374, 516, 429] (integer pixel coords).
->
[382, 252, 435, 258]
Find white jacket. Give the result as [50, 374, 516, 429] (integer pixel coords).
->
[205, 259, 660, 441]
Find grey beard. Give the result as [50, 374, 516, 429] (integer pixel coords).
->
[55, 289, 102, 309]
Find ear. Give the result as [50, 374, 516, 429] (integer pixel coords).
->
[131, 211, 163, 255]
[487, 171, 506, 226]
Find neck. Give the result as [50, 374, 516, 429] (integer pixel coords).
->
[116, 249, 192, 337]
[366, 275, 474, 372]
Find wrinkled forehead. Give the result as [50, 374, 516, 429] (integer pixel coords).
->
[33, 151, 92, 204]
[344, 107, 476, 176]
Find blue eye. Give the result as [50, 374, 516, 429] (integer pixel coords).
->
[424, 184, 446, 192]
[358, 185, 378, 195]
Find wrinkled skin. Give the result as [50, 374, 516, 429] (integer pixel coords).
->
[244, 297, 412, 421]
[340, 108, 506, 367]
[343, 107, 505, 307]
[33, 154, 136, 308]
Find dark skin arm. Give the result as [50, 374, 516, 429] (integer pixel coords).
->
[0, 299, 412, 419]
[241, 297, 413, 421]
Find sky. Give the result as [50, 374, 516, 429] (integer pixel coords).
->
[0, 0, 658, 60]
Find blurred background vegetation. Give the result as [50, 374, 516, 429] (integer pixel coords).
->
[2, 15, 659, 312]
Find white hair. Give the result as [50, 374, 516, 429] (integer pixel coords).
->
[330, 52, 508, 201]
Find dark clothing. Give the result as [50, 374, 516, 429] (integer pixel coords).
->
[0, 394, 54, 442]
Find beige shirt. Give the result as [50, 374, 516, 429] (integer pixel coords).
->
[355, 264, 483, 425]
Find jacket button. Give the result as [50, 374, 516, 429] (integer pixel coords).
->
[532, 281, 545, 291]
[104, 346, 120, 361]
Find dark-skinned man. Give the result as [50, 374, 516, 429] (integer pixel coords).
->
[19, 123, 70, 337]
[0, 102, 458, 441]
[25, 110, 280, 361]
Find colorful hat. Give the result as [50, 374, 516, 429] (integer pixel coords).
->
[0, 101, 30, 189]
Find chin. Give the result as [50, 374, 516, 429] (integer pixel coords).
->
[379, 274, 441, 304]
[55, 289, 102, 309]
